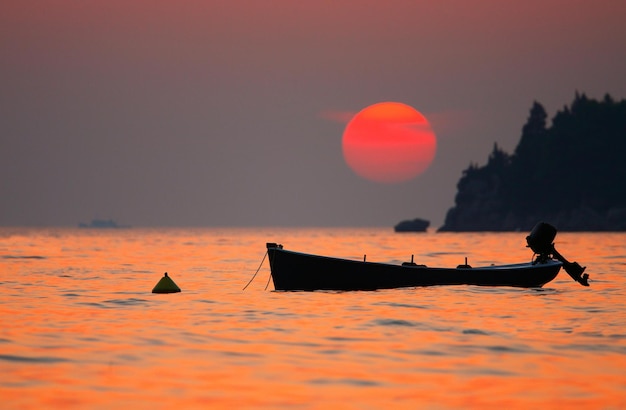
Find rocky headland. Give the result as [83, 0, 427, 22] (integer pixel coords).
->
[394, 218, 430, 232]
[439, 93, 626, 231]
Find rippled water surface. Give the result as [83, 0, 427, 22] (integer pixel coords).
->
[1, 227, 625, 408]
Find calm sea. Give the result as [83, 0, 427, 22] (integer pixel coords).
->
[1, 227, 625, 409]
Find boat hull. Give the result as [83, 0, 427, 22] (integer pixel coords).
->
[268, 247, 562, 291]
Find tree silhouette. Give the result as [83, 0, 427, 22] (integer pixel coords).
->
[440, 93, 626, 231]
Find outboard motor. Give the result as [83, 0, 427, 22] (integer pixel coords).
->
[526, 222, 589, 286]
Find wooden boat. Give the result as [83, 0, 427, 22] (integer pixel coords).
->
[267, 245, 561, 291]
[266, 223, 589, 291]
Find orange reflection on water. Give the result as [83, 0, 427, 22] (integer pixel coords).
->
[1, 228, 625, 408]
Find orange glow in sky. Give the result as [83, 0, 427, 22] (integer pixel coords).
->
[342, 102, 437, 183]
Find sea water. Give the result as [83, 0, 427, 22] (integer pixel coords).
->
[1, 227, 625, 408]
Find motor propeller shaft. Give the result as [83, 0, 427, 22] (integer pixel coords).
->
[551, 247, 589, 286]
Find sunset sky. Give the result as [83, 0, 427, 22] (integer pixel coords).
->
[2, 0, 625, 227]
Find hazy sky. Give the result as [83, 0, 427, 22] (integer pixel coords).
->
[2, 0, 625, 227]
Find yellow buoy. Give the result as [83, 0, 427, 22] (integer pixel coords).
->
[152, 272, 181, 294]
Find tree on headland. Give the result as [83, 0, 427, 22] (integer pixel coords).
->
[440, 93, 626, 231]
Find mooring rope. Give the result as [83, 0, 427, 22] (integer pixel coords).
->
[264, 268, 272, 291]
[242, 250, 268, 290]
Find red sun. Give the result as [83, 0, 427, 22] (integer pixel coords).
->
[342, 102, 437, 183]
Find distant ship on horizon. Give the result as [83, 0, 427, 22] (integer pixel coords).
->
[78, 219, 130, 228]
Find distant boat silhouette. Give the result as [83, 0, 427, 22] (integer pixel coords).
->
[78, 219, 129, 228]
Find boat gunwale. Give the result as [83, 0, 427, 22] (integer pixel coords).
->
[271, 247, 563, 271]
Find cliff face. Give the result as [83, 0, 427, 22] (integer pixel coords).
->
[439, 93, 626, 231]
